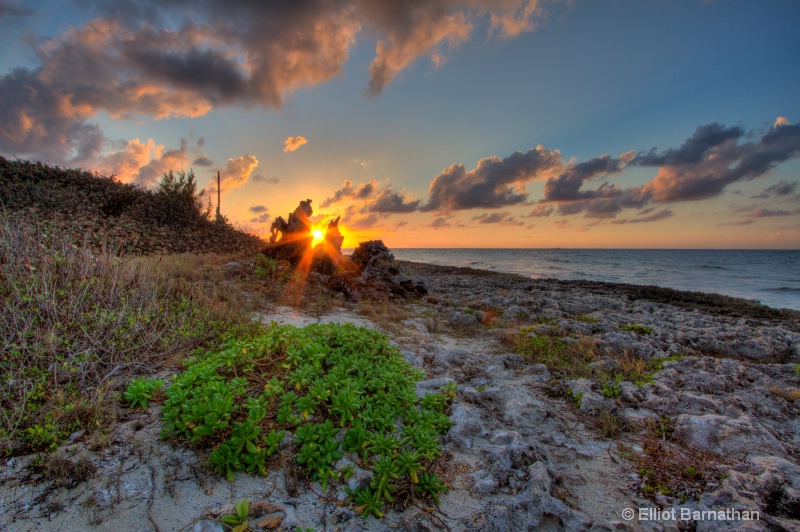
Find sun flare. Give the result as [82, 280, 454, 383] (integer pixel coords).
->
[311, 229, 323, 246]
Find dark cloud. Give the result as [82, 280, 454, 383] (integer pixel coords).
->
[0, 1, 550, 163]
[525, 204, 554, 217]
[0, 1, 34, 17]
[321, 180, 378, 207]
[542, 154, 631, 202]
[0, 68, 105, 163]
[366, 188, 421, 213]
[423, 146, 562, 211]
[640, 121, 800, 202]
[472, 212, 523, 225]
[193, 156, 214, 167]
[249, 213, 271, 224]
[427, 216, 452, 228]
[250, 174, 279, 185]
[751, 180, 798, 199]
[528, 120, 800, 219]
[748, 208, 799, 218]
[716, 219, 755, 226]
[634, 123, 744, 166]
[347, 213, 380, 230]
[249, 205, 268, 214]
[610, 209, 673, 224]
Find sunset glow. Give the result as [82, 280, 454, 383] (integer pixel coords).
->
[0, 1, 798, 248]
[311, 229, 324, 247]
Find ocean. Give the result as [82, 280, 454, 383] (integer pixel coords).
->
[385, 249, 800, 311]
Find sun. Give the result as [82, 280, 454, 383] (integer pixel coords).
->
[311, 229, 324, 246]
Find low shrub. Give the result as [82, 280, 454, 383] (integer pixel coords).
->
[160, 322, 454, 518]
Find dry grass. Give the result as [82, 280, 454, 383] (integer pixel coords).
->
[0, 214, 258, 455]
[630, 437, 735, 501]
[770, 386, 800, 403]
[357, 298, 417, 332]
[593, 408, 627, 438]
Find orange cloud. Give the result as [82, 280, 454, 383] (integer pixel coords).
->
[93, 137, 194, 187]
[283, 136, 308, 153]
[208, 154, 260, 195]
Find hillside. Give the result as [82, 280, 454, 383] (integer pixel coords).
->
[0, 156, 266, 254]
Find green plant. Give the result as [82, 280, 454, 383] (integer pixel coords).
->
[575, 314, 600, 324]
[415, 472, 447, 504]
[160, 322, 453, 519]
[794, 364, 800, 377]
[124, 377, 164, 408]
[220, 498, 249, 532]
[254, 253, 279, 279]
[602, 383, 621, 398]
[567, 390, 583, 409]
[619, 323, 653, 335]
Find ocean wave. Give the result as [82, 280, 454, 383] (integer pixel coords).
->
[464, 260, 482, 266]
[762, 287, 800, 293]
[695, 264, 728, 270]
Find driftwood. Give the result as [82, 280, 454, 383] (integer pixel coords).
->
[261, 200, 426, 299]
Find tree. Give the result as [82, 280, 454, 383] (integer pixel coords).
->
[157, 170, 211, 220]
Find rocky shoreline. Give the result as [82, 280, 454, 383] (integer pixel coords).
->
[2, 261, 799, 531]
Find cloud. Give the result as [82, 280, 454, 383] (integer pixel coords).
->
[542, 153, 632, 202]
[366, 187, 421, 213]
[490, 0, 545, 39]
[427, 216, 453, 229]
[320, 180, 418, 214]
[251, 174, 279, 185]
[0, 1, 553, 165]
[345, 213, 381, 230]
[611, 209, 673, 224]
[423, 146, 563, 212]
[249, 213, 271, 224]
[207, 154, 259, 194]
[525, 204, 554, 217]
[523, 119, 800, 219]
[0, 1, 34, 17]
[747, 208, 800, 218]
[321, 180, 378, 207]
[751, 180, 798, 199]
[638, 121, 800, 202]
[249, 205, 268, 214]
[193, 156, 214, 167]
[472, 212, 523, 225]
[716, 219, 755, 226]
[94, 137, 199, 187]
[283, 136, 308, 153]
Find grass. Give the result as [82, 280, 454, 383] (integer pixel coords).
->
[0, 214, 259, 456]
[620, 436, 734, 502]
[511, 326, 662, 386]
[618, 323, 653, 335]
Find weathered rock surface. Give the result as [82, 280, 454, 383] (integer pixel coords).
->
[3, 261, 799, 531]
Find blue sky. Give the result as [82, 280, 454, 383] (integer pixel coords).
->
[1, 0, 799, 248]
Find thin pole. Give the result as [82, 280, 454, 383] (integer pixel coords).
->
[216, 170, 221, 221]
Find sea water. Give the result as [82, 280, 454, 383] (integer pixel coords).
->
[386, 249, 800, 311]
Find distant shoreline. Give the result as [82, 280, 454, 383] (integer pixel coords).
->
[399, 260, 800, 325]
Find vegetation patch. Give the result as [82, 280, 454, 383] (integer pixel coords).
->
[619, 436, 734, 502]
[618, 323, 653, 335]
[159, 322, 454, 519]
[0, 215, 257, 456]
[512, 327, 662, 386]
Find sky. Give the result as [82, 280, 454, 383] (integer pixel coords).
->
[1, 0, 799, 249]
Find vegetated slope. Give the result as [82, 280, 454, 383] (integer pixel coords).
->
[0, 156, 266, 254]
